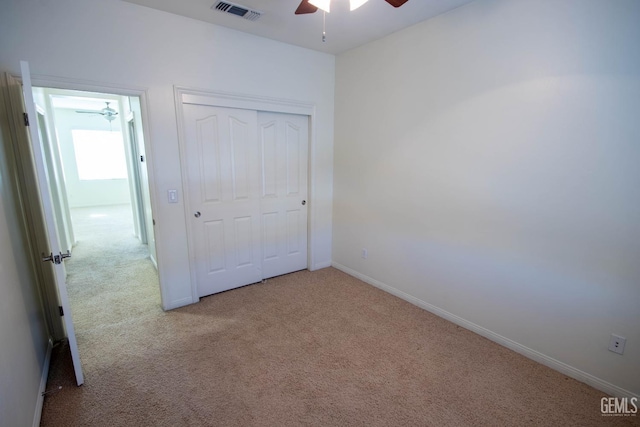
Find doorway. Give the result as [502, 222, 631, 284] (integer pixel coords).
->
[32, 86, 161, 375]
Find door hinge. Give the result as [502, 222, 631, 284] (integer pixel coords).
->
[140, 155, 145, 162]
[42, 250, 71, 265]
[23, 112, 29, 126]
[59, 306, 64, 316]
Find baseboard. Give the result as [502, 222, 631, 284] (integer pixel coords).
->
[163, 296, 195, 311]
[311, 261, 332, 271]
[150, 253, 158, 270]
[32, 338, 53, 427]
[331, 262, 638, 400]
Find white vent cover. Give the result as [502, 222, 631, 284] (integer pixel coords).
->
[212, 1, 262, 21]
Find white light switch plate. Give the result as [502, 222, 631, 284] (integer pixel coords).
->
[168, 189, 178, 203]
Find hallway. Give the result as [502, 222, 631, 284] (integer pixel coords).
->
[65, 204, 161, 368]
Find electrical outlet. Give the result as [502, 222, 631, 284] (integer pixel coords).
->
[361, 248, 368, 259]
[608, 334, 626, 355]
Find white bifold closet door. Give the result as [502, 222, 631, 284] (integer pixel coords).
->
[182, 104, 308, 298]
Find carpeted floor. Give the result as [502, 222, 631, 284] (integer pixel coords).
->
[63, 205, 161, 330]
[40, 207, 637, 426]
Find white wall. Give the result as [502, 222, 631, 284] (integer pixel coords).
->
[333, 0, 640, 396]
[0, 0, 335, 309]
[0, 97, 50, 427]
[53, 108, 132, 208]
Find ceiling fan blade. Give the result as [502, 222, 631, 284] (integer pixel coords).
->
[385, 0, 409, 7]
[295, 0, 318, 14]
[75, 110, 102, 114]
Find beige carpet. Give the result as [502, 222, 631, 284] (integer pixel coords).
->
[40, 212, 637, 426]
[63, 205, 161, 329]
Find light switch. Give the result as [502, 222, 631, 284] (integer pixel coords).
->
[168, 189, 178, 203]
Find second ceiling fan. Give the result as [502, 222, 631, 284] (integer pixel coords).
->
[75, 101, 119, 122]
[295, 0, 409, 14]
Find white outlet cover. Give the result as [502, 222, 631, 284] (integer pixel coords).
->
[608, 334, 626, 355]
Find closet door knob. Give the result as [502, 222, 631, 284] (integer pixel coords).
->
[194, 211, 201, 218]
[301, 200, 306, 206]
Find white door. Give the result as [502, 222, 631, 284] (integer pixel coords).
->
[126, 117, 147, 244]
[129, 97, 156, 265]
[36, 108, 72, 254]
[19, 61, 84, 385]
[182, 104, 262, 297]
[258, 112, 308, 279]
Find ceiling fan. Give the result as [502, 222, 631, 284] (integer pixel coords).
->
[295, 0, 409, 14]
[75, 101, 119, 122]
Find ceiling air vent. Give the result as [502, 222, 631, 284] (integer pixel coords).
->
[212, 1, 262, 21]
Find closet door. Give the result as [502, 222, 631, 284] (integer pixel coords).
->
[258, 112, 309, 279]
[182, 104, 262, 297]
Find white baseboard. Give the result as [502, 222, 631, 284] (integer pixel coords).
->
[32, 338, 53, 427]
[311, 261, 332, 271]
[150, 253, 158, 270]
[331, 262, 638, 400]
[163, 296, 195, 311]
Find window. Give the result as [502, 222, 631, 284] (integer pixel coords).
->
[71, 130, 128, 180]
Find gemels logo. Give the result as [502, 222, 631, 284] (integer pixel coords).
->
[601, 397, 638, 417]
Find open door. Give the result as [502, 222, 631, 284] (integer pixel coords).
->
[17, 61, 84, 385]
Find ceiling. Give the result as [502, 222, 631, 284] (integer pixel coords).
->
[121, 0, 475, 55]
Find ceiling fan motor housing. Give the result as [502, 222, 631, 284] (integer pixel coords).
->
[75, 101, 119, 122]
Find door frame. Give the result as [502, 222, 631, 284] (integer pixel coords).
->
[29, 75, 168, 309]
[174, 87, 317, 302]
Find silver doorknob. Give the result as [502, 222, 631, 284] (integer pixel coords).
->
[301, 200, 306, 206]
[194, 211, 201, 218]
